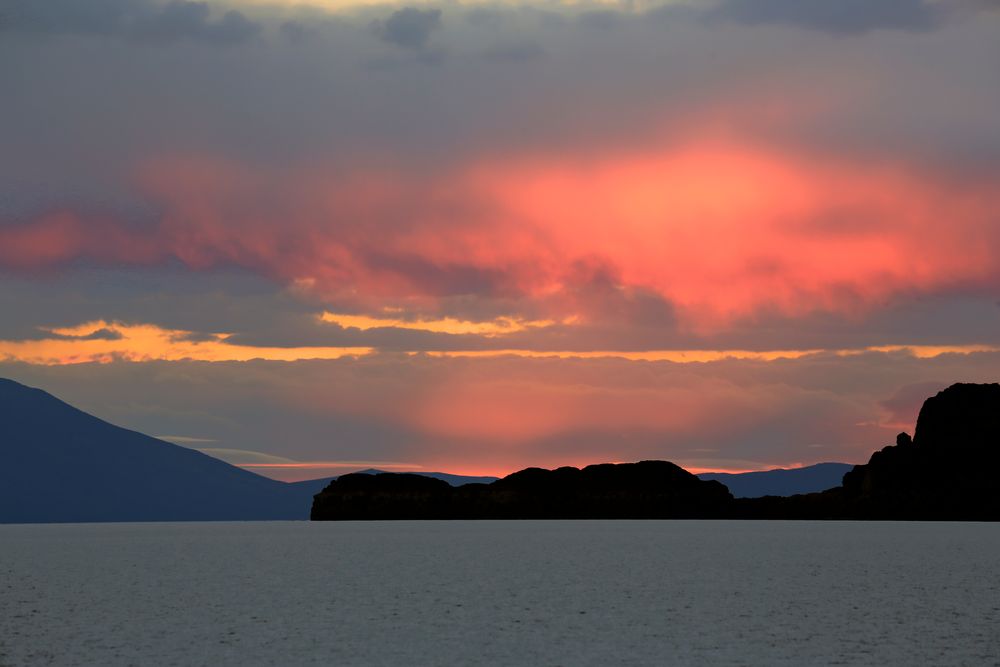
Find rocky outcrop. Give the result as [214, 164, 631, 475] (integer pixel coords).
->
[834, 383, 1000, 519]
[310, 473, 455, 520]
[739, 383, 1000, 520]
[311, 460, 733, 520]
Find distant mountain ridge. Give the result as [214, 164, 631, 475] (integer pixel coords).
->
[698, 463, 854, 498]
[354, 468, 499, 486]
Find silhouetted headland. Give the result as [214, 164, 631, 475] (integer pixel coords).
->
[312, 383, 1000, 521]
[742, 382, 1000, 520]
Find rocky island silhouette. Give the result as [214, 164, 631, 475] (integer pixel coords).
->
[312, 460, 734, 520]
[312, 382, 1000, 521]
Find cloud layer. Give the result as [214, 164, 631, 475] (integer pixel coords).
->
[2, 0, 998, 475]
[3, 0, 262, 43]
[4, 136, 999, 337]
[5, 348, 1000, 478]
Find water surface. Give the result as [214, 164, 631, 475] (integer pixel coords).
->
[2, 521, 998, 665]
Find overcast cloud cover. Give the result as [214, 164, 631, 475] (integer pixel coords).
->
[1, 0, 998, 475]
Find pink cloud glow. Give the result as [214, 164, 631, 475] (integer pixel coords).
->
[4, 134, 998, 334]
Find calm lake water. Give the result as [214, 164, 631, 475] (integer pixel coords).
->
[2, 521, 999, 666]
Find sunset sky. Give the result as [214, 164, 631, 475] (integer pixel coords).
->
[2, 0, 999, 480]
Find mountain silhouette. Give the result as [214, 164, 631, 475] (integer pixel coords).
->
[698, 462, 854, 498]
[0, 378, 504, 523]
[343, 469, 498, 486]
[0, 378, 315, 522]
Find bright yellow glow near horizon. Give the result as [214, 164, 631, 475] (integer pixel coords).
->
[859, 345, 1000, 358]
[223, 456, 824, 482]
[0, 321, 372, 365]
[1, 320, 997, 366]
[423, 345, 1000, 362]
[321, 311, 556, 336]
[421, 349, 823, 362]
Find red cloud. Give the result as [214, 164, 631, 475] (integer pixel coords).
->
[4, 135, 998, 331]
[0, 212, 162, 271]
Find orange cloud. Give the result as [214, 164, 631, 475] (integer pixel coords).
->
[0, 321, 370, 365]
[4, 318, 993, 366]
[321, 311, 557, 336]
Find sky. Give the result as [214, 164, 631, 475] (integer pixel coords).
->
[1, 0, 999, 480]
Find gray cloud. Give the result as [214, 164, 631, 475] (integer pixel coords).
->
[131, 2, 261, 44]
[480, 40, 546, 63]
[50, 326, 124, 341]
[279, 20, 310, 43]
[222, 292, 1000, 354]
[2, 264, 999, 356]
[0, 267, 318, 341]
[2, 0, 261, 44]
[706, 0, 945, 34]
[372, 7, 442, 50]
[577, 9, 621, 30]
[3, 0, 996, 214]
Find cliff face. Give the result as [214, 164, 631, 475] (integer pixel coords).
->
[311, 461, 733, 520]
[914, 383, 1000, 451]
[834, 383, 1000, 519]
